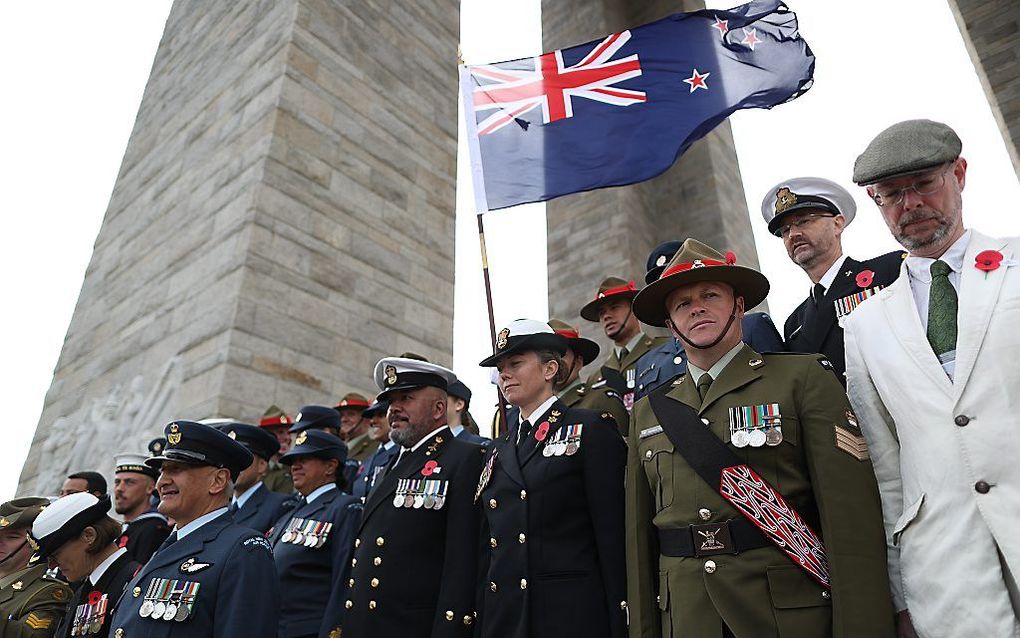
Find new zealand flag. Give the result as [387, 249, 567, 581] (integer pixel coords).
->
[461, 0, 814, 211]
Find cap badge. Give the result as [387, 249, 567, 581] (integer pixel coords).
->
[167, 423, 182, 446]
[496, 328, 510, 350]
[228, 430, 237, 440]
[294, 431, 308, 446]
[692, 260, 705, 269]
[656, 255, 667, 267]
[385, 365, 398, 386]
[26, 536, 39, 551]
[774, 187, 798, 214]
[0, 518, 8, 527]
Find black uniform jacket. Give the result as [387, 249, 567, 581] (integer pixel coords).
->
[342, 427, 485, 638]
[784, 252, 903, 382]
[233, 482, 295, 536]
[110, 511, 279, 638]
[270, 486, 361, 638]
[117, 511, 171, 565]
[477, 400, 627, 638]
[57, 550, 139, 638]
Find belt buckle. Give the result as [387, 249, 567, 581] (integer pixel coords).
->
[691, 521, 735, 557]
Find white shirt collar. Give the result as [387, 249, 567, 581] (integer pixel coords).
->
[816, 254, 848, 294]
[614, 332, 644, 358]
[88, 547, 128, 586]
[232, 482, 263, 509]
[906, 229, 971, 283]
[449, 425, 465, 437]
[687, 342, 745, 385]
[174, 507, 228, 540]
[305, 483, 337, 504]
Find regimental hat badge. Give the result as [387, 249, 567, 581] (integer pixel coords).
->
[774, 187, 798, 214]
[496, 328, 510, 350]
[227, 430, 237, 440]
[0, 518, 8, 527]
[294, 431, 308, 446]
[167, 423, 182, 446]
[385, 365, 398, 386]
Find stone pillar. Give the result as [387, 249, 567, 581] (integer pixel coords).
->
[542, 0, 762, 358]
[18, 0, 459, 494]
[947, 0, 1020, 182]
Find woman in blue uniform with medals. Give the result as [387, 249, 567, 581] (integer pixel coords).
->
[30, 493, 140, 638]
[270, 430, 361, 638]
[475, 319, 628, 638]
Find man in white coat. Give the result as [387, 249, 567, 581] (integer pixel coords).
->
[844, 119, 1020, 638]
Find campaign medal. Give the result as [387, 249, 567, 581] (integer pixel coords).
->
[434, 481, 448, 509]
[423, 481, 437, 509]
[393, 480, 406, 508]
[747, 428, 767, 447]
[565, 424, 583, 456]
[474, 451, 497, 503]
[138, 578, 159, 618]
[765, 426, 784, 446]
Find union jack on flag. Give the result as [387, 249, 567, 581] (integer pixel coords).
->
[471, 31, 645, 136]
[460, 0, 815, 211]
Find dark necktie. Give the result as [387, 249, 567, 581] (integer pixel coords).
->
[154, 531, 178, 555]
[696, 374, 714, 404]
[619, 346, 630, 362]
[811, 282, 825, 305]
[518, 420, 533, 443]
[228, 500, 239, 514]
[927, 260, 958, 358]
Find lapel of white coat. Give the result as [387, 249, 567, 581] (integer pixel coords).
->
[953, 231, 1011, 400]
[880, 261, 953, 395]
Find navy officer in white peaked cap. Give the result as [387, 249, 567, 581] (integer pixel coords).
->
[108, 420, 279, 638]
[761, 176, 904, 382]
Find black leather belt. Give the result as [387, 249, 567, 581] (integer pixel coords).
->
[658, 519, 770, 557]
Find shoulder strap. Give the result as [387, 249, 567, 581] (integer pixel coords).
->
[647, 387, 832, 588]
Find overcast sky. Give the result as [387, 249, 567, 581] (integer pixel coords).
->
[2, 1, 1018, 497]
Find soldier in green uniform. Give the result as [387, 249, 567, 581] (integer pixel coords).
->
[259, 405, 294, 494]
[581, 277, 667, 412]
[549, 319, 629, 436]
[625, 239, 895, 638]
[0, 498, 70, 638]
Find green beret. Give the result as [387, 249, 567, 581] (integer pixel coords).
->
[853, 119, 961, 185]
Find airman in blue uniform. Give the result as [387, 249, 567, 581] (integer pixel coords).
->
[351, 401, 397, 500]
[215, 424, 294, 535]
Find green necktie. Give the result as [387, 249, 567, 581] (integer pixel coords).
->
[696, 374, 714, 403]
[927, 260, 958, 357]
[619, 346, 629, 362]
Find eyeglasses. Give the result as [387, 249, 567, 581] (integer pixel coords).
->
[777, 213, 835, 238]
[871, 164, 951, 207]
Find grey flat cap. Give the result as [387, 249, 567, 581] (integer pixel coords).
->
[853, 119, 961, 185]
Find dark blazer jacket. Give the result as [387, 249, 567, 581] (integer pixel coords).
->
[117, 511, 171, 566]
[351, 443, 399, 500]
[784, 252, 904, 382]
[57, 550, 139, 638]
[232, 482, 294, 536]
[270, 486, 361, 638]
[341, 428, 485, 638]
[109, 512, 279, 638]
[476, 400, 627, 638]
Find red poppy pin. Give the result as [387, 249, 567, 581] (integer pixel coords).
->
[725, 250, 737, 265]
[855, 270, 874, 288]
[975, 250, 1003, 273]
[422, 460, 440, 477]
[535, 421, 550, 442]
[88, 590, 102, 606]
[117, 535, 129, 549]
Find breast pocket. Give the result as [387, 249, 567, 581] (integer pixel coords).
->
[766, 564, 831, 638]
[639, 437, 675, 512]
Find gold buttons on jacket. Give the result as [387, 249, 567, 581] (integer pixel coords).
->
[518, 533, 526, 544]
[463, 615, 474, 626]
[345, 600, 353, 609]
[489, 498, 498, 509]
[132, 587, 141, 598]
[373, 557, 382, 566]
[520, 579, 528, 589]
[490, 582, 497, 592]
[376, 537, 385, 546]
[704, 560, 717, 574]
[351, 558, 357, 567]
[370, 578, 379, 588]
[620, 601, 628, 609]
[520, 490, 527, 500]
[490, 537, 498, 548]
[348, 578, 354, 587]
[114, 630, 123, 638]
[698, 508, 711, 521]
[369, 601, 377, 610]
[446, 610, 455, 621]
[644, 450, 653, 460]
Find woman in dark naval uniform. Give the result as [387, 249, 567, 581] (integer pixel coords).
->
[475, 319, 627, 638]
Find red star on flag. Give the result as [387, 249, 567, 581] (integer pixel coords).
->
[684, 68, 710, 93]
[712, 16, 729, 37]
[741, 28, 762, 50]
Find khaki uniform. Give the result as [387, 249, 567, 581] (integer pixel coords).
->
[560, 380, 630, 438]
[0, 564, 70, 638]
[587, 334, 667, 411]
[264, 460, 294, 494]
[626, 345, 894, 638]
[345, 432, 380, 463]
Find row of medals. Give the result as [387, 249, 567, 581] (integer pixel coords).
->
[542, 424, 584, 457]
[70, 595, 107, 636]
[138, 578, 199, 622]
[728, 414, 783, 448]
[392, 478, 448, 509]
[281, 518, 333, 548]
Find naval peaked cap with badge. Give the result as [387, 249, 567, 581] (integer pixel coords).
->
[341, 356, 484, 638]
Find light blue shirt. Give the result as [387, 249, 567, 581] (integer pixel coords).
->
[305, 482, 337, 504]
[231, 481, 265, 510]
[175, 506, 229, 540]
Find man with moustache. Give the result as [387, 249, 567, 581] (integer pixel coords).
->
[112, 453, 171, 564]
[342, 358, 485, 638]
[109, 421, 279, 638]
[845, 119, 1020, 638]
[352, 400, 398, 499]
[760, 178, 903, 383]
[625, 239, 894, 638]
